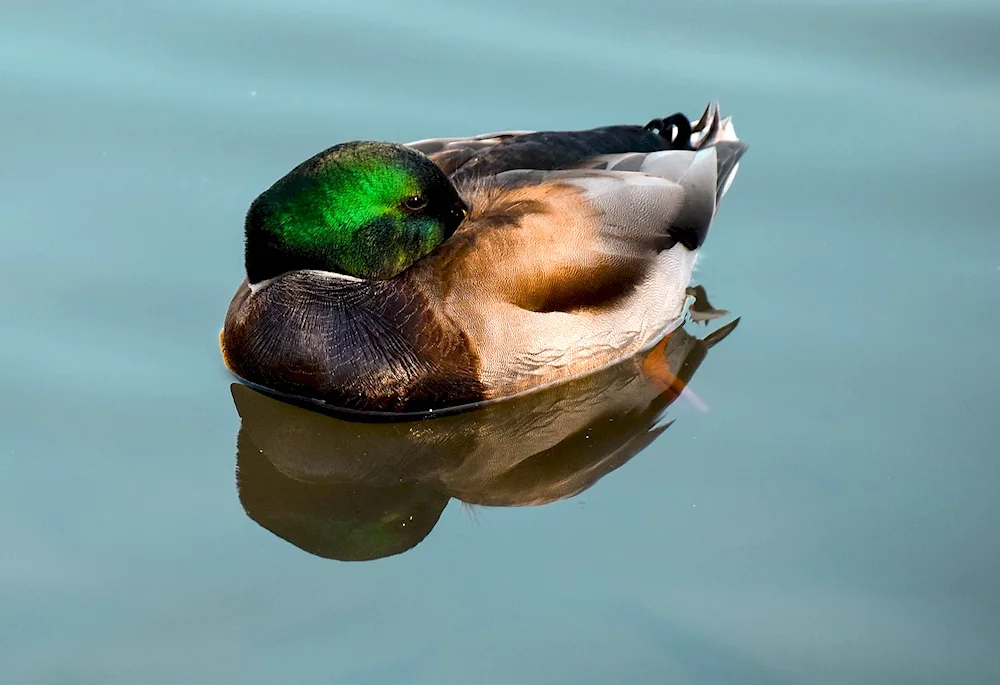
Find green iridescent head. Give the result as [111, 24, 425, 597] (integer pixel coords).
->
[244, 142, 468, 284]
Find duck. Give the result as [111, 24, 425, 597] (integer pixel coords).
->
[221, 102, 746, 415]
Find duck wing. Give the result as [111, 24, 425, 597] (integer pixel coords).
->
[406, 102, 738, 183]
[409, 125, 676, 182]
[407, 130, 533, 175]
[409, 139, 746, 395]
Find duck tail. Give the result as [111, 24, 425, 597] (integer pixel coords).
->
[644, 102, 747, 203]
[690, 102, 747, 203]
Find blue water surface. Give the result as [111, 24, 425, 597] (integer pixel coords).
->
[2, 1, 999, 683]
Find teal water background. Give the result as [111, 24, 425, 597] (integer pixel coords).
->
[2, 1, 999, 683]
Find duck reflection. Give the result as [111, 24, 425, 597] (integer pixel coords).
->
[232, 289, 737, 561]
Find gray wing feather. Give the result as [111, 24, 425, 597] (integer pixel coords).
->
[406, 131, 535, 175]
[559, 146, 737, 249]
[406, 131, 534, 155]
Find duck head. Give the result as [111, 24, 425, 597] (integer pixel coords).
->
[244, 142, 468, 286]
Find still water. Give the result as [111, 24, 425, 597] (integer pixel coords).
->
[2, 0, 999, 683]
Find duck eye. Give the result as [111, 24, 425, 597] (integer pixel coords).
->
[402, 195, 428, 212]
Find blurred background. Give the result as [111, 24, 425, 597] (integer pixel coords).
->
[2, 1, 998, 683]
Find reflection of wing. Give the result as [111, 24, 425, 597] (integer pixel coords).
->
[448, 318, 739, 506]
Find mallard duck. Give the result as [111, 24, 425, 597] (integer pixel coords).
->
[222, 103, 746, 414]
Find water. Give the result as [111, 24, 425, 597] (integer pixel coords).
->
[3, 1, 999, 682]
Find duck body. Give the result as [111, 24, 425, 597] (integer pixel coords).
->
[222, 104, 746, 414]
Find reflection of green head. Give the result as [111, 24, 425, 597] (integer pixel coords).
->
[244, 142, 468, 284]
